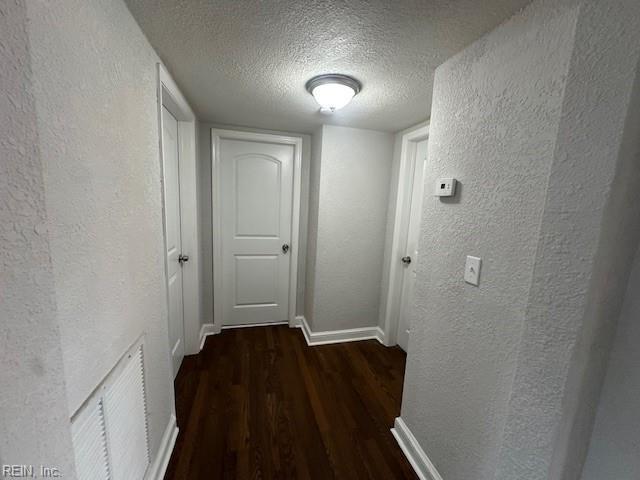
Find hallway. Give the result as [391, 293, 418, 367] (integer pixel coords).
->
[4, 1, 640, 478]
[165, 326, 416, 479]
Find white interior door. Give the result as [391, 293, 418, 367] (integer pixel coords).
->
[162, 106, 185, 377]
[397, 139, 428, 351]
[219, 138, 294, 326]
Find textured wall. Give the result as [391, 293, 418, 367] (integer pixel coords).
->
[0, 1, 76, 474]
[307, 125, 394, 331]
[197, 124, 311, 325]
[304, 127, 323, 329]
[581, 244, 640, 479]
[497, 1, 640, 478]
[399, 2, 580, 478]
[400, 0, 640, 478]
[24, 0, 175, 461]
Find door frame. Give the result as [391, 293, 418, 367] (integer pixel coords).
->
[211, 129, 303, 330]
[157, 64, 201, 357]
[381, 123, 429, 347]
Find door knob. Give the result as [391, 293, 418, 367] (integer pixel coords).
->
[282, 244, 290, 254]
[178, 253, 189, 265]
[401, 256, 412, 265]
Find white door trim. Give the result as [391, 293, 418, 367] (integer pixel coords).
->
[211, 129, 302, 330]
[381, 123, 429, 346]
[157, 64, 201, 356]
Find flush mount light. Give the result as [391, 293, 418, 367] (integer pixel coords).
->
[306, 74, 362, 114]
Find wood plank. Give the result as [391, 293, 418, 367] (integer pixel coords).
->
[164, 326, 417, 480]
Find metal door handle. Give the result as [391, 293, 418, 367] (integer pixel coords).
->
[178, 253, 189, 265]
[282, 244, 289, 254]
[401, 256, 412, 265]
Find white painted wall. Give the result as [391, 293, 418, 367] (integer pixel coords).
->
[400, 3, 579, 478]
[581, 243, 640, 479]
[0, 1, 76, 474]
[305, 125, 394, 331]
[304, 127, 323, 329]
[399, 0, 640, 478]
[22, 0, 176, 467]
[497, 1, 640, 477]
[197, 123, 311, 327]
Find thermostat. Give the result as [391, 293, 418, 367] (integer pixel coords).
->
[435, 178, 457, 197]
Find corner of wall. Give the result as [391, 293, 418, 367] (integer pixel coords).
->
[0, 0, 76, 473]
[398, 1, 585, 477]
[495, 2, 640, 478]
[307, 125, 394, 332]
[304, 126, 324, 330]
[23, 0, 178, 466]
[581, 241, 640, 479]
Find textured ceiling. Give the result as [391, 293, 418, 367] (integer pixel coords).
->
[126, 0, 532, 133]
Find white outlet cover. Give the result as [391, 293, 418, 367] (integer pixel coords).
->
[464, 256, 481, 286]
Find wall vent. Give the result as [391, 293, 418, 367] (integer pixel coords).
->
[71, 339, 149, 480]
[71, 398, 110, 480]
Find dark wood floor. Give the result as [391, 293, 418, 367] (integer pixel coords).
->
[164, 325, 417, 480]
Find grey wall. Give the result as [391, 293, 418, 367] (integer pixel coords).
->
[305, 125, 394, 331]
[0, 1, 76, 474]
[400, 2, 579, 478]
[399, 0, 640, 479]
[497, 1, 640, 478]
[15, 0, 176, 467]
[581, 243, 640, 479]
[197, 123, 311, 326]
[304, 127, 323, 328]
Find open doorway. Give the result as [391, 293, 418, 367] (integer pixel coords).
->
[382, 124, 429, 351]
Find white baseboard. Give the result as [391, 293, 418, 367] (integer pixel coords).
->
[297, 315, 385, 346]
[198, 323, 218, 351]
[391, 417, 443, 480]
[145, 414, 178, 480]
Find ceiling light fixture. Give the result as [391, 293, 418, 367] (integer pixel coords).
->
[306, 74, 362, 114]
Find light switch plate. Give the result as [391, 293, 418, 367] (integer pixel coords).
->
[464, 256, 481, 286]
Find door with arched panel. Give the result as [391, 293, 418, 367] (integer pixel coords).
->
[219, 138, 294, 326]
